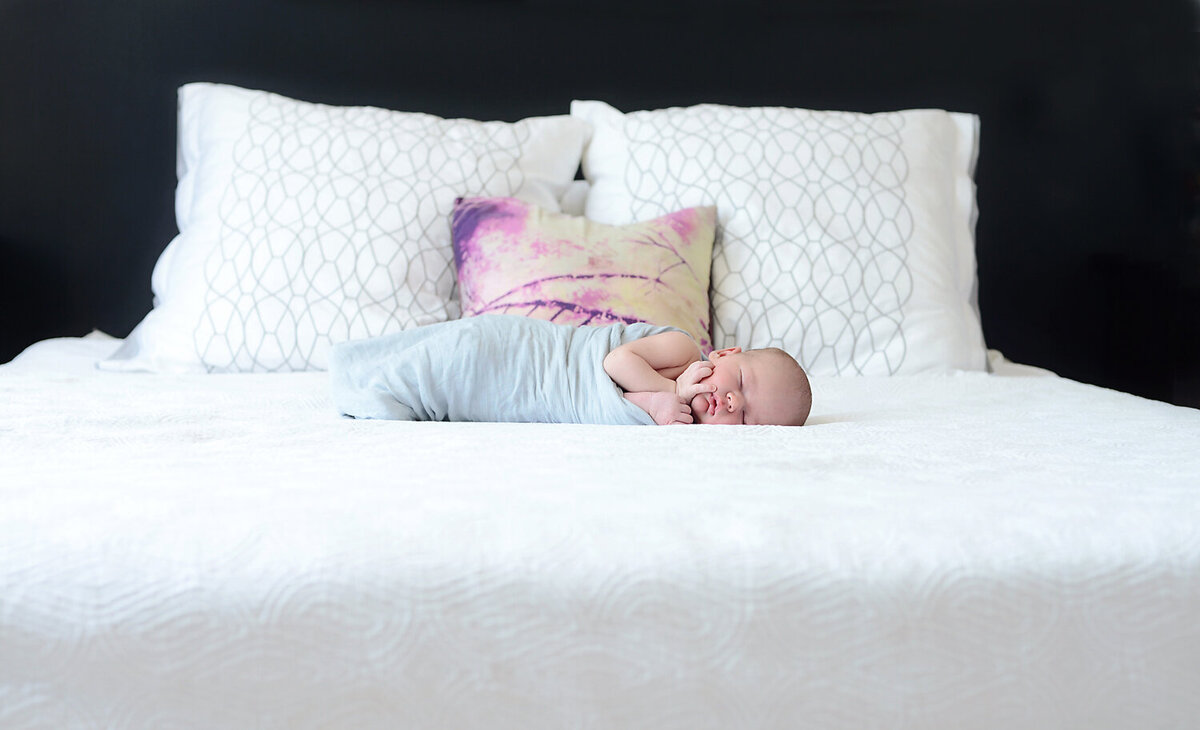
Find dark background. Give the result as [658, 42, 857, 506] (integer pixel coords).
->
[2, 0, 1196, 405]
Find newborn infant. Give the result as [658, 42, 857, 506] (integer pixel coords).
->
[329, 314, 810, 426]
[604, 329, 811, 426]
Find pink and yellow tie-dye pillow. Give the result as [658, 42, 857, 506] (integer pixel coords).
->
[451, 196, 716, 352]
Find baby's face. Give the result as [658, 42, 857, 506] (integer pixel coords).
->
[690, 349, 797, 425]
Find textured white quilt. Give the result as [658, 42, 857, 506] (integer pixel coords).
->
[2, 336, 1199, 729]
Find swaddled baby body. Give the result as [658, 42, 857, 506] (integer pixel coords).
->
[329, 315, 810, 426]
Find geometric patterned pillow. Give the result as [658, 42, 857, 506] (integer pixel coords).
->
[572, 100, 986, 376]
[101, 83, 589, 373]
[451, 197, 715, 352]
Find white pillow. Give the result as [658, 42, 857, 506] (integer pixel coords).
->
[572, 100, 986, 376]
[103, 83, 589, 373]
[558, 179, 590, 217]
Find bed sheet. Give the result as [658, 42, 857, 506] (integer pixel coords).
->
[1, 336, 1198, 728]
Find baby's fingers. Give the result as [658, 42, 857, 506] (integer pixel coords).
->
[672, 402, 693, 425]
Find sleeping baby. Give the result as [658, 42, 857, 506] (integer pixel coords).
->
[329, 314, 811, 426]
[602, 326, 811, 426]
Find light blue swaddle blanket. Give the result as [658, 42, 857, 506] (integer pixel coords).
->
[328, 315, 684, 425]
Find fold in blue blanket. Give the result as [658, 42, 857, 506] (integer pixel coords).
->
[329, 315, 683, 425]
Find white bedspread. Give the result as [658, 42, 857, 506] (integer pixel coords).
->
[2, 336, 1199, 729]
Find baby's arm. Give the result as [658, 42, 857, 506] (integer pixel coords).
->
[624, 391, 693, 425]
[603, 331, 705, 394]
[604, 332, 717, 425]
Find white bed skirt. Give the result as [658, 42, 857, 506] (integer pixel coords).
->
[2, 337, 1199, 728]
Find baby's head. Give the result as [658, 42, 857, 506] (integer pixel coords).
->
[690, 346, 811, 426]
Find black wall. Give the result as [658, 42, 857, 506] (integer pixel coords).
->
[1, 0, 1196, 405]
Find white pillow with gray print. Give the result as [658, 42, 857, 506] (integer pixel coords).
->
[572, 100, 985, 376]
[104, 83, 589, 373]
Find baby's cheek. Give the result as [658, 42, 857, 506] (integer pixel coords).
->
[689, 394, 709, 421]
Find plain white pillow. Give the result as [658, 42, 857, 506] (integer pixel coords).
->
[572, 100, 986, 376]
[103, 83, 590, 373]
[558, 179, 590, 216]
[1, 331, 123, 376]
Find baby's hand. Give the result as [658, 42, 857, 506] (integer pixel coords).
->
[675, 359, 716, 400]
[648, 391, 693, 425]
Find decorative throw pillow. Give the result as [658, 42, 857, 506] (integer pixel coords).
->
[451, 197, 716, 352]
[571, 100, 986, 376]
[101, 83, 589, 373]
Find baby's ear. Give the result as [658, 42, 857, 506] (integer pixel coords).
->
[709, 347, 742, 361]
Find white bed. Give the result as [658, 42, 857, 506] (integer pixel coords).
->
[5, 81, 1198, 728]
[3, 334, 1198, 728]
